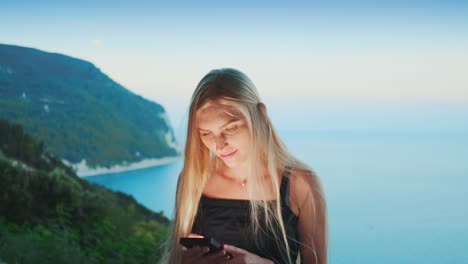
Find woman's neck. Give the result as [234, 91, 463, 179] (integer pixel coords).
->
[218, 163, 273, 183]
[219, 163, 249, 183]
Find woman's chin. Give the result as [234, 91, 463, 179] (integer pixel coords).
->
[221, 160, 236, 168]
[220, 157, 240, 168]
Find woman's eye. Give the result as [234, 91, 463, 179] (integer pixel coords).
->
[201, 133, 213, 137]
[226, 125, 238, 132]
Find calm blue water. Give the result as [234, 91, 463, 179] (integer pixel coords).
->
[86, 160, 183, 218]
[85, 131, 468, 263]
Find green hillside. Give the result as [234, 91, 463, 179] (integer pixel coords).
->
[0, 119, 170, 263]
[0, 44, 179, 169]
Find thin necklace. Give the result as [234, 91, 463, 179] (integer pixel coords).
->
[220, 167, 247, 187]
[241, 178, 247, 187]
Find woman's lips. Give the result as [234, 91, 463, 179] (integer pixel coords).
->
[220, 149, 237, 158]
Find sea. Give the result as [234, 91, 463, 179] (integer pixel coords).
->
[86, 130, 468, 263]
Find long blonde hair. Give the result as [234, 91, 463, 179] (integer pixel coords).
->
[161, 68, 327, 263]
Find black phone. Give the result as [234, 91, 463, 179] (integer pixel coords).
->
[179, 237, 232, 258]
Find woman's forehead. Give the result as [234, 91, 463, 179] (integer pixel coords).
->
[196, 103, 242, 127]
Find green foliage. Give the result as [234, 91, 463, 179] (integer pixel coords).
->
[0, 120, 171, 263]
[0, 119, 76, 175]
[0, 217, 95, 264]
[0, 44, 179, 168]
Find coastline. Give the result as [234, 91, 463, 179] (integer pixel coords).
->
[64, 156, 182, 177]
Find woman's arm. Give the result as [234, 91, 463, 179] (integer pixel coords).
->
[292, 169, 328, 264]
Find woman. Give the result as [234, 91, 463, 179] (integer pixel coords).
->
[161, 68, 327, 264]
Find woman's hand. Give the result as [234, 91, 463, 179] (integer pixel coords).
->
[188, 233, 204, 238]
[223, 244, 273, 264]
[181, 245, 231, 264]
[181, 233, 231, 264]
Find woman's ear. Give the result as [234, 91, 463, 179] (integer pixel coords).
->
[257, 102, 267, 119]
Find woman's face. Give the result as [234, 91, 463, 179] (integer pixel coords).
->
[196, 102, 251, 168]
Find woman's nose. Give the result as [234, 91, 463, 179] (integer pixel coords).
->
[215, 135, 228, 151]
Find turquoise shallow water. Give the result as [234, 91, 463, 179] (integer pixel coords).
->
[86, 131, 468, 263]
[86, 160, 182, 219]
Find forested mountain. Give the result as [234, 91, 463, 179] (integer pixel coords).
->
[0, 119, 169, 263]
[0, 44, 179, 169]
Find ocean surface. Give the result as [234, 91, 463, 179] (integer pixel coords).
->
[85, 130, 468, 263]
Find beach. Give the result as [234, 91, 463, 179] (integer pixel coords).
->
[64, 156, 182, 177]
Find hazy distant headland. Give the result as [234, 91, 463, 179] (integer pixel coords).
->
[0, 44, 181, 176]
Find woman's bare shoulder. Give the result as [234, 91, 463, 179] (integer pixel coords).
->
[288, 166, 323, 216]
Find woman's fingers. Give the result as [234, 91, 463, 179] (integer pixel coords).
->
[188, 233, 204, 238]
[204, 249, 232, 263]
[182, 246, 231, 264]
[222, 245, 272, 264]
[223, 244, 246, 263]
[223, 244, 246, 256]
[182, 246, 210, 259]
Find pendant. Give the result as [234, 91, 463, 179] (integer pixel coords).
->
[241, 179, 246, 187]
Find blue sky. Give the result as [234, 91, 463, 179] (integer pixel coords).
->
[2, 0, 468, 130]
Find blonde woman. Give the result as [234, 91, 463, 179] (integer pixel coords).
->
[161, 68, 327, 264]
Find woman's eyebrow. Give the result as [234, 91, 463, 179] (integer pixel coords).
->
[198, 118, 240, 132]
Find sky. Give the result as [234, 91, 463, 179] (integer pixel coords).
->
[2, 0, 468, 131]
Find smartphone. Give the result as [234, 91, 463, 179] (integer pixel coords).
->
[179, 237, 232, 258]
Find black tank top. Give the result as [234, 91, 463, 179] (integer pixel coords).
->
[191, 168, 299, 264]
